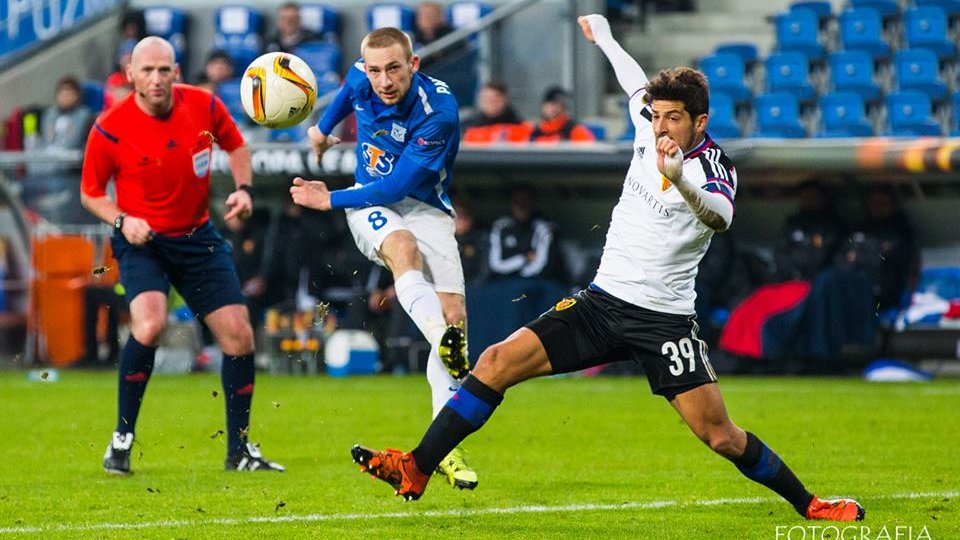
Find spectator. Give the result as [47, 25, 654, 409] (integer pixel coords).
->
[775, 179, 847, 282]
[414, 2, 463, 69]
[489, 185, 567, 283]
[21, 75, 95, 224]
[454, 198, 490, 286]
[265, 2, 320, 54]
[195, 50, 235, 93]
[839, 185, 919, 311]
[105, 39, 135, 109]
[223, 208, 274, 329]
[529, 86, 596, 143]
[463, 81, 530, 143]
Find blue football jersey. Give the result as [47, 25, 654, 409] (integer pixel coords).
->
[319, 60, 461, 214]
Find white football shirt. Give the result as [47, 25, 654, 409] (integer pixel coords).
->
[593, 90, 738, 315]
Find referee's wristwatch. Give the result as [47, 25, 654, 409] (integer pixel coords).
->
[237, 184, 255, 201]
[114, 212, 126, 231]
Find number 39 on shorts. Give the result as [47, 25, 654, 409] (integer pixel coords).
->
[662, 337, 697, 376]
[367, 210, 388, 231]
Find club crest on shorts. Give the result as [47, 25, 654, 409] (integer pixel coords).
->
[554, 297, 577, 311]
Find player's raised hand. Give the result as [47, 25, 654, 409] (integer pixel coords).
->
[223, 187, 253, 221]
[290, 177, 333, 211]
[307, 126, 341, 164]
[121, 215, 155, 246]
[578, 14, 611, 44]
[656, 135, 684, 181]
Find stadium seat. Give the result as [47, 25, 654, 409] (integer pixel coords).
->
[714, 42, 759, 66]
[894, 49, 948, 101]
[849, 0, 901, 20]
[582, 121, 606, 141]
[699, 53, 752, 104]
[447, 2, 494, 30]
[774, 9, 825, 61]
[80, 80, 104, 113]
[292, 42, 342, 78]
[765, 51, 817, 102]
[143, 7, 188, 66]
[885, 90, 942, 135]
[904, 6, 957, 60]
[366, 4, 416, 32]
[299, 4, 340, 42]
[828, 51, 881, 102]
[790, 1, 833, 28]
[915, 0, 960, 22]
[216, 78, 249, 124]
[214, 6, 265, 71]
[838, 8, 891, 60]
[818, 92, 874, 137]
[708, 92, 741, 139]
[752, 93, 807, 138]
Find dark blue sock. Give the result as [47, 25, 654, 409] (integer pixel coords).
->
[115, 337, 156, 434]
[733, 431, 814, 516]
[222, 353, 255, 456]
[411, 375, 503, 473]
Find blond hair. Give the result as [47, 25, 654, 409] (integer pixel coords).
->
[361, 27, 414, 60]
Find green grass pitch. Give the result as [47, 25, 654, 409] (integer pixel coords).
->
[0, 371, 956, 539]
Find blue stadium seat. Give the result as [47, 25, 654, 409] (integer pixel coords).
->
[143, 7, 188, 66]
[828, 51, 881, 101]
[80, 80, 104, 113]
[366, 4, 416, 32]
[916, 0, 960, 20]
[752, 93, 807, 138]
[214, 6, 265, 71]
[885, 90, 942, 135]
[708, 92, 741, 139]
[849, 0, 901, 19]
[790, 1, 833, 28]
[765, 51, 817, 102]
[714, 42, 759, 66]
[447, 2, 494, 30]
[895, 49, 948, 101]
[818, 92, 874, 137]
[292, 42, 342, 78]
[904, 6, 957, 60]
[582, 121, 606, 141]
[216, 78, 249, 124]
[699, 53, 752, 104]
[839, 8, 891, 60]
[299, 4, 340, 42]
[775, 9, 825, 61]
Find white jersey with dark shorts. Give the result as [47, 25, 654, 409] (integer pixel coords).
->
[525, 25, 737, 400]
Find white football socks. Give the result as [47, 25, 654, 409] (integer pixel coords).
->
[426, 349, 459, 417]
[394, 270, 447, 347]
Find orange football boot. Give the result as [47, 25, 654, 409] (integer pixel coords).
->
[805, 496, 866, 521]
[351, 445, 430, 501]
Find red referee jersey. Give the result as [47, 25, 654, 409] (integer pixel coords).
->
[81, 84, 245, 235]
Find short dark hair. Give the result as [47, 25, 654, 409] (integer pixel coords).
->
[279, 2, 300, 11]
[483, 80, 509, 95]
[56, 75, 81, 93]
[542, 86, 569, 104]
[644, 67, 709, 119]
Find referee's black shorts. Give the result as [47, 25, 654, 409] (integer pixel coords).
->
[526, 285, 718, 401]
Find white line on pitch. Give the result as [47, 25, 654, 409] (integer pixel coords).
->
[0, 490, 955, 535]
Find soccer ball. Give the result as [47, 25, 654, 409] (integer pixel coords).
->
[240, 52, 318, 129]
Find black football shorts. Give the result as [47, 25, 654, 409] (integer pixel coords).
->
[526, 285, 718, 401]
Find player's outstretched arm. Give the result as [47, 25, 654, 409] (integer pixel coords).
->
[578, 14, 648, 97]
[657, 136, 733, 232]
[290, 177, 333, 211]
[309, 83, 352, 163]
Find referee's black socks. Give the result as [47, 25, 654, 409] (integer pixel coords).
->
[732, 431, 815, 516]
[411, 375, 503, 474]
[222, 353, 256, 456]
[115, 336, 157, 435]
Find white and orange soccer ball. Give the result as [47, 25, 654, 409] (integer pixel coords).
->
[239, 52, 318, 129]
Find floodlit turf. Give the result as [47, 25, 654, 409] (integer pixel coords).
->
[0, 370, 956, 539]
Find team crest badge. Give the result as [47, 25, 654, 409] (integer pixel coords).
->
[192, 148, 211, 178]
[555, 298, 577, 311]
[391, 123, 407, 142]
[661, 175, 673, 192]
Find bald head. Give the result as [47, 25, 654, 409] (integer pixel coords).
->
[127, 36, 180, 116]
[130, 36, 176, 65]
